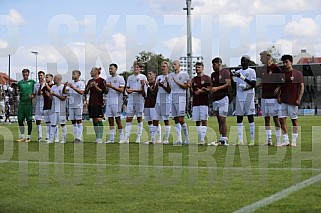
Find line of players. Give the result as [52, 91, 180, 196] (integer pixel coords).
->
[16, 51, 304, 146]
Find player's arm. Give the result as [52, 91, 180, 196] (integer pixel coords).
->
[158, 77, 171, 94]
[209, 78, 231, 93]
[233, 71, 256, 88]
[106, 82, 124, 93]
[50, 90, 67, 101]
[172, 77, 190, 90]
[63, 82, 68, 94]
[69, 83, 85, 95]
[296, 82, 304, 106]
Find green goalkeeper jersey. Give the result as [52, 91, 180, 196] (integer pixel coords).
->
[18, 79, 36, 105]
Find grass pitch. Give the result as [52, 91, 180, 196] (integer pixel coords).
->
[0, 116, 321, 212]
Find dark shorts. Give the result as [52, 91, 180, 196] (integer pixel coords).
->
[18, 104, 33, 122]
[88, 105, 104, 118]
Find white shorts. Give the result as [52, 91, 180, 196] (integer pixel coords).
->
[171, 102, 186, 117]
[235, 96, 255, 116]
[155, 103, 171, 121]
[34, 105, 44, 121]
[192, 105, 208, 121]
[279, 103, 298, 119]
[126, 103, 144, 117]
[261, 98, 279, 117]
[49, 112, 66, 126]
[106, 104, 121, 118]
[144, 107, 158, 122]
[69, 107, 83, 121]
[43, 110, 51, 123]
[212, 96, 229, 117]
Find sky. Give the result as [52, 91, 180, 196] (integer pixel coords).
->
[1, 0, 321, 81]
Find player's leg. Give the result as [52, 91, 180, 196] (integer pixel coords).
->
[44, 110, 51, 141]
[199, 105, 208, 144]
[60, 113, 67, 143]
[25, 104, 33, 142]
[135, 103, 144, 143]
[278, 103, 289, 146]
[172, 103, 182, 144]
[123, 104, 134, 143]
[247, 114, 255, 146]
[289, 105, 299, 146]
[17, 104, 26, 141]
[48, 112, 58, 143]
[105, 105, 115, 143]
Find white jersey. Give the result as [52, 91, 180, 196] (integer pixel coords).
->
[106, 75, 125, 105]
[156, 74, 171, 104]
[168, 71, 189, 103]
[51, 84, 66, 114]
[67, 81, 85, 108]
[233, 68, 256, 101]
[126, 73, 147, 105]
[33, 82, 44, 109]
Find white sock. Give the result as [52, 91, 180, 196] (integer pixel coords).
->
[109, 128, 115, 141]
[61, 125, 66, 142]
[275, 129, 281, 143]
[175, 123, 182, 142]
[157, 124, 162, 141]
[118, 128, 124, 140]
[36, 125, 42, 139]
[50, 126, 57, 142]
[237, 123, 243, 142]
[73, 124, 77, 139]
[27, 134, 31, 139]
[292, 133, 298, 144]
[200, 126, 207, 141]
[125, 122, 132, 140]
[46, 123, 50, 139]
[137, 122, 143, 140]
[165, 125, 171, 140]
[265, 129, 272, 140]
[283, 134, 289, 142]
[221, 136, 228, 143]
[148, 125, 152, 140]
[196, 126, 201, 138]
[55, 127, 59, 141]
[150, 125, 157, 142]
[181, 122, 189, 139]
[78, 123, 83, 140]
[21, 134, 25, 139]
[249, 122, 255, 141]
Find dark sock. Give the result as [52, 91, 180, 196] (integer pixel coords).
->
[27, 121, 32, 136]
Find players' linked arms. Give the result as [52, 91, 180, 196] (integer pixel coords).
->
[51, 91, 66, 101]
[63, 82, 68, 94]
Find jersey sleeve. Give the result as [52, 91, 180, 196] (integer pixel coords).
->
[119, 76, 125, 87]
[250, 69, 257, 81]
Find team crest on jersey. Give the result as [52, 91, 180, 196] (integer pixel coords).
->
[201, 80, 204, 84]
[290, 76, 294, 81]
[179, 77, 182, 80]
[219, 75, 222, 80]
[269, 71, 272, 75]
[136, 78, 139, 82]
[281, 78, 285, 82]
[245, 73, 249, 77]
[114, 80, 117, 83]
[212, 77, 215, 81]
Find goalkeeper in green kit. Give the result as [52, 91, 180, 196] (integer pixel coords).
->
[14, 69, 36, 142]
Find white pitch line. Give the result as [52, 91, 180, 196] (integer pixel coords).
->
[1, 160, 321, 171]
[234, 173, 321, 213]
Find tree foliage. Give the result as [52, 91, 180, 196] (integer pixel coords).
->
[135, 51, 171, 76]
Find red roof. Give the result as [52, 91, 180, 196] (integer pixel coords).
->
[297, 57, 321, 64]
[0, 72, 17, 85]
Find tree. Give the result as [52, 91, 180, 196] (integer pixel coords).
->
[135, 51, 171, 76]
[268, 44, 281, 64]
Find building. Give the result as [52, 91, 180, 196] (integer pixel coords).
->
[179, 56, 203, 76]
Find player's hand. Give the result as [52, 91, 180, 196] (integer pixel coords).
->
[140, 79, 145, 86]
[195, 89, 201, 95]
[235, 72, 246, 80]
[277, 96, 282, 104]
[106, 82, 112, 88]
[239, 83, 247, 90]
[295, 99, 300, 106]
[127, 88, 133, 94]
[211, 87, 218, 93]
[172, 76, 177, 84]
[29, 94, 34, 99]
[165, 76, 168, 82]
[274, 87, 280, 95]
